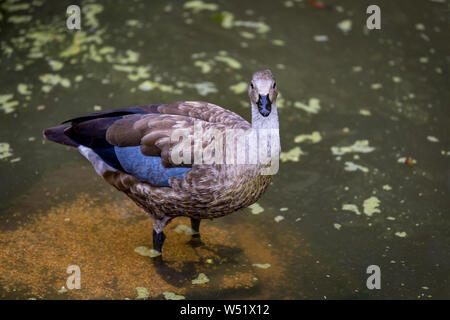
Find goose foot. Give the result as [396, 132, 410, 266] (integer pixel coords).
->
[153, 230, 166, 253]
[190, 218, 201, 238]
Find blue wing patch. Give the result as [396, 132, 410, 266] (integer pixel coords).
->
[114, 146, 190, 187]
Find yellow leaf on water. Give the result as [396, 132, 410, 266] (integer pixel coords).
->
[192, 273, 210, 285]
[163, 291, 185, 300]
[248, 203, 264, 215]
[136, 287, 149, 299]
[134, 246, 161, 258]
[363, 197, 381, 217]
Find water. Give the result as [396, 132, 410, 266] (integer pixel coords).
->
[0, 0, 449, 299]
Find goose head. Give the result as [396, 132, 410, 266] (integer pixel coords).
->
[248, 69, 279, 129]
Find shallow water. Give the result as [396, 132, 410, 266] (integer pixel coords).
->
[0, 0, 449, 299]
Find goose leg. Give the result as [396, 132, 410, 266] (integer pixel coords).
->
[190, 218, 201, 237]
[151, 216, 170, 254]
[153, 230, 166, 253]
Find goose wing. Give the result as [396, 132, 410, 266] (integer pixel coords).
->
[58, 101, 250, 187]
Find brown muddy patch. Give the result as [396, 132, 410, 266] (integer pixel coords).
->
[0, 194, 288, 299]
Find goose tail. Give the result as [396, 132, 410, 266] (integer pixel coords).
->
[43, 125, 79, 148]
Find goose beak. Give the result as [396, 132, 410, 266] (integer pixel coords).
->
[257, 94, 272, 117]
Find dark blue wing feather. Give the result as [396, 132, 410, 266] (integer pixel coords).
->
[114, 146, 189, 187]
[61, 105, 189, 187]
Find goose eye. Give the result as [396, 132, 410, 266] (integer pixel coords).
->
[273, 82, 276, 88]
[250, 83, 254, 89]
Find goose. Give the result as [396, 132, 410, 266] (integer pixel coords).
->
[43, 70, 280, 255]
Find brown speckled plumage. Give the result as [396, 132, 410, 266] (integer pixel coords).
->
[43, 70, 280, 253]
[102, 100, 272, 219]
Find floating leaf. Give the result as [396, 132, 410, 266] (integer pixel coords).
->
[48, 60, 63, 71]
[363, 197, 381, 217]
[314, 35, 328, 42]
[57, 286, 67, 293]
[174, 224, 194, 235]
[194, 60, 212, 73]
[337, 19, 352, 33]
[214, 54, 241, 69]
[331, 140, 375, 156]
[83, 4, 103, 28]
[342, 204, 361, 215]
[192, 273, 210, 285]
[427, 136, 439, 143]
[294, 131, 322, 144]
[371, 83, 382, 90]
[394, 232, 407, 238]
[294, 98, 321, 114]
[134, 246, 161, 258]
[229, 82, 248, 94]
[39, 74, 71, 92]
[193, 82, 217, 96]
[280, 146, 303, 163]
[163, 291, 185, 300]
[344, 161, 369, 173]
[17, 84, 32, 95]
[248, 203, 264, 214]
[0, 143, 13, 160]
[0, 94, 19, 114]
[136, 287, 149, 299]
[184, 1, 218, 12]
[272, 39, 285, 46]
[8, 15, 32, 24]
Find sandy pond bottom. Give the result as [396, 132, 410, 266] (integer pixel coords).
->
[0, 193, 291, 300]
